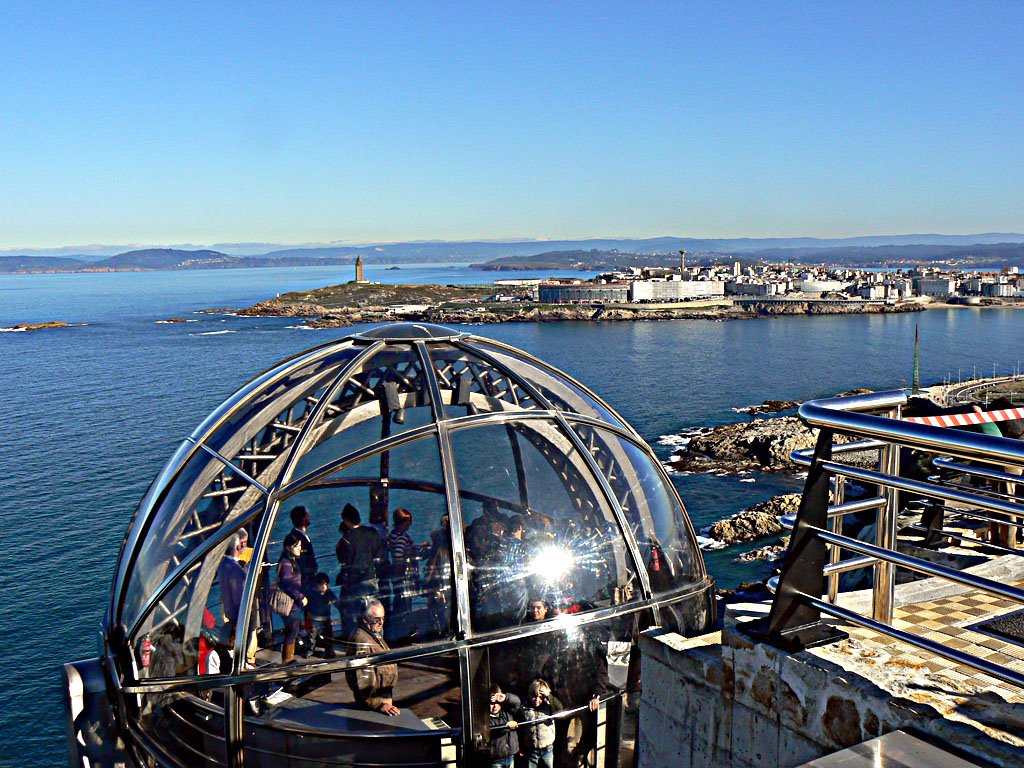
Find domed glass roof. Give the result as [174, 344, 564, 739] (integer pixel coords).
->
[106, 323, 711, 766]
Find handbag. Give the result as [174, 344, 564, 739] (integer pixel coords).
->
[269, 581, 294, 617]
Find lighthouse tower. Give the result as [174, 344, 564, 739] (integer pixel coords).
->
[354, 255, 367, 283]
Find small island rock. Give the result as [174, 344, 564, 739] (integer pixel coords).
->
[5, 320, 73, 332]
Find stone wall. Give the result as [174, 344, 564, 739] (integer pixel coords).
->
[639, 601, 1024, 768]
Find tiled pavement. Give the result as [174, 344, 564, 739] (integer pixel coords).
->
[836, 585, 1024, 703]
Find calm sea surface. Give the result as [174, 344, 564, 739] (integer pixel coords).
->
[3, 264, 1024, 766]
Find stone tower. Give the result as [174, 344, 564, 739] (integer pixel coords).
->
[355, 255, 365, 283]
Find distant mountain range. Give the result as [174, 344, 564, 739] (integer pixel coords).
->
[2, 234, 1024, 274]
[0, 248, 361, 274]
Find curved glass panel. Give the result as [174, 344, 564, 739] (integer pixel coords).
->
[292, 344, 436, 478]
[245, 650, 462, 761]
[129, 513, 263, 681]
[488, 621, 627, 706]
[137, 689, 229, 766]
[449, 421, 636, 633]
[471, 340, 627, 428]
[571, 424, 703, 591]
[253, 436, 453, 670]
[122, 449, 268, 630]
[202, 344, 363, 462]
[657, 588, 715, 637]
[429, 342, 542, 418]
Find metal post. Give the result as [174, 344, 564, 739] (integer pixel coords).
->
[827, 476, 845, 603]
[747, 428, 849, 651]
[873, 406, 901, 624]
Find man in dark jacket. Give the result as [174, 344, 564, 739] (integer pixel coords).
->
[218, 531, 248, 636]
[336, 503, 383, 636]
[347, 599, 400, 715]
[289, 505, 318, 594]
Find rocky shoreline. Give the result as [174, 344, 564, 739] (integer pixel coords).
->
[669, 415, 820, 474]
[229, 282, 926, 328]
[704, 493, 803, 545]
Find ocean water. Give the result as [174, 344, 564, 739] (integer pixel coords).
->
[3, 264, 1024, 766]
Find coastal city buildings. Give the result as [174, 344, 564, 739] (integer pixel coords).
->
[528, 261, 1024, 305]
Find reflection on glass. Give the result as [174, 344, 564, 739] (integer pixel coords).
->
[123, 450, 267, 632]
[202, 345, 363, 460]
[255, 436, 453, 671]
[450, 422, 637, 633]
[429, 342, 541, 419]
[138, 689, 228, 766]
[131, 519, 262, 682]
[572, 424, 703, 591]
[292, 344, 436, 479]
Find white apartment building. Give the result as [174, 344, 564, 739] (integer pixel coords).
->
[631, 279, 725, 302]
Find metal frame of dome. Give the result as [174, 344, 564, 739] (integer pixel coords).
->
[96, 322, 714, 768]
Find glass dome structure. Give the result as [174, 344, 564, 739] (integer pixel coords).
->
[97, 323, 714, 768]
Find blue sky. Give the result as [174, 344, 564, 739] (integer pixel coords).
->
[1, 1, 1021, 248]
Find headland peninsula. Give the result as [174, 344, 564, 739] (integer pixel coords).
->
[227, 281, 926, 327]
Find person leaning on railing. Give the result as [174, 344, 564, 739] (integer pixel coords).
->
[347, 599, 400, 716]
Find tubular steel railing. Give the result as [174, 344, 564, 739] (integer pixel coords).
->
[750, 390, 1024, 690]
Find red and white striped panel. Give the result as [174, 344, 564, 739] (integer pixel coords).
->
[905, 407, 1024, 427]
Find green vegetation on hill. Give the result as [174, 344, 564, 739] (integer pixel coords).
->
[248, 282, 494, 312]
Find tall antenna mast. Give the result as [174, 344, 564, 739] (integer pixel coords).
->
[912, 324, 920, 395]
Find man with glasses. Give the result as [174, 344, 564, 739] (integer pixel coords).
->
[347, 599, 400, 716]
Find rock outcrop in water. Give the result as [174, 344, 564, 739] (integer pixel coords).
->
[736, 538, 790, 563]
[669, 416, 817, 473]
[705, 493, 804, 545]
[3, 320, 74, 332]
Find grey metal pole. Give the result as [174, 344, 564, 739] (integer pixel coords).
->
[827, 476, 845, 603]
[872, 405, 901, 624]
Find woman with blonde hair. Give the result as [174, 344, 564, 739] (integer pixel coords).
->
[519, 678, 563, 768]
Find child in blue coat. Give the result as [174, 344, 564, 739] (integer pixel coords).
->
[306, 572, 338, 658]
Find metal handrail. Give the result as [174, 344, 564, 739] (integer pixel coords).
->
[752, 389, 1024, 685]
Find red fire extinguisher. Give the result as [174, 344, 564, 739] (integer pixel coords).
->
[650, 544, 662, 572]
[141, 634, 152, 668]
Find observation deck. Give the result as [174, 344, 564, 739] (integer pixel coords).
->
[641, 389, 1024, 767]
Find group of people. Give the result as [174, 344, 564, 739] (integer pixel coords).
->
[465, 499, 622, 632]
[210, 497, 627, 729]
[486, 678, 603, 768]
[271, 502, 445, 662]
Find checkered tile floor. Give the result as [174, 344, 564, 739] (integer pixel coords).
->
[826, 585, 1024, 703]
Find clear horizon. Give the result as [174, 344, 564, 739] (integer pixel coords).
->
[3, 2, 1022, 247]
[7, 230, 1024, 259]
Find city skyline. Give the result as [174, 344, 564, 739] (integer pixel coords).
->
[2, 1, 1022, 247]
